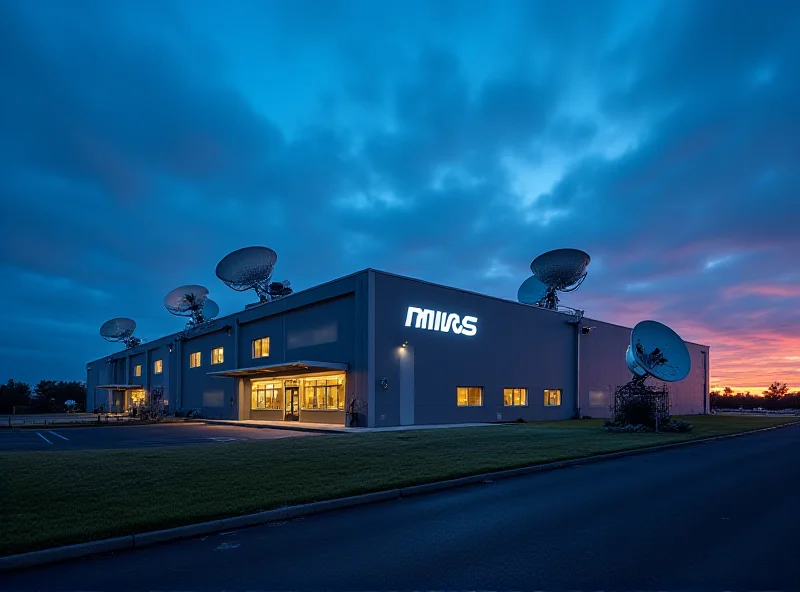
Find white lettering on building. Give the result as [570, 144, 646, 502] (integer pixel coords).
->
[404, 306, 478, 337]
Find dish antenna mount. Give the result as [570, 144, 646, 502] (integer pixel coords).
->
[625, 320, 691, 387]
[518, 248, 591, 310]
[164, 285, 214, 328]
[99, 317, 142, 349]
[215, 246, 293, 303]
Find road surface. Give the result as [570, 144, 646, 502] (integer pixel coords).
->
[0, 423, 317, 451]
[2, 425, 798, 590]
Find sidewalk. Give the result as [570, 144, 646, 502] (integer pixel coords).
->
[201, 419, 497, 433]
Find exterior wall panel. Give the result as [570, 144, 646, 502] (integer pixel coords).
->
[147, 345, 169, 408]
[129, 353, 146, 390]
[579, 319, 710, 418]
[373, 272, 577, 426]
[181, 328, 236, 419]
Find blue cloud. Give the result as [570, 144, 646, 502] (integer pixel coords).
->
[0, 0, 798, 389]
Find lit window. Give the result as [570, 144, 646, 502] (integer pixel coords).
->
[544, 389, 562, 406]
[189, 352, 201, 368]
[130, 389, 146, 407]
[154, 359, 163, 374]
[252, 337, 270, 358]
[457, 387, 483, 407]
[503, 388, 527, 406]
[134, 364, 142, 377]
[302, 377, 345, 410]
[251, 382, 282, 410]
[211, 347, 224, 365]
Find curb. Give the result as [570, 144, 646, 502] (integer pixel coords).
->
[197, 419, 349, 434]
[2, 420, 797, 573]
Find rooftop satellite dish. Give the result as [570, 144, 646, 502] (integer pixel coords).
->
[625, 320, 691, 383]
[99, 317, 142, 349]
[215, 246, 293, 303]
[530, 248, 591, 310]
[164, 285, 210, 327]
[517, 275, 549, 306]
[203, 299, 220, 320]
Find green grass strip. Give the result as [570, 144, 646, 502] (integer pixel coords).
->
[0, 415, 794, 556]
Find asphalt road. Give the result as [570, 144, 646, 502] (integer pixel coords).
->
[2, 425, 799, 591]
[0, 423, 316, 451]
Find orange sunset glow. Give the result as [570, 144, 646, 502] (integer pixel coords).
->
[563, 275, 800, 396]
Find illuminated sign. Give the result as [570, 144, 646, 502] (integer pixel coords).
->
[404, 306, 478, 337]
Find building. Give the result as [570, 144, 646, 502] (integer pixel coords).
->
[86, 269, 711, 426]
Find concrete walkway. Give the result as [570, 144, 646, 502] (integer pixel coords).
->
[201, 419, 498, 433]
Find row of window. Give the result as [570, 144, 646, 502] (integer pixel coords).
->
[189, 347, 224, 368]
[132, 334, 271, 374]
[133, 360, 163, 377]
[189, 338, 271, 369]
[456, 387, 562, 407]
[251, 378, 345, 411]
[304, 379, 344, 410]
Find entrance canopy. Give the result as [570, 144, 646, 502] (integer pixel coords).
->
[207, 360, 348, 379]
[95, 384, 144, 390]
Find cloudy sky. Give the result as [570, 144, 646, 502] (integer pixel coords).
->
[0, 0, 797, 392]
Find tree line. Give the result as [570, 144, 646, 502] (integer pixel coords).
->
[0, 379, 86, 414]
[710, 381, 799, 410]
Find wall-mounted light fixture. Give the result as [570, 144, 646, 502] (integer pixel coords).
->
[581, 326, 596, 335]
[401, 341, 408, 348]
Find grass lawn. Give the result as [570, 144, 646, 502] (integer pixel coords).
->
[0, 415, 795, 556]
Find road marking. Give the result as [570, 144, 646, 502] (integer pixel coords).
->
[206, 437, 239, 443]
[48, 431, 69, 441]
[35, 432, 53, 444]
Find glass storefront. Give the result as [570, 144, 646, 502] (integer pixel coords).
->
[250, 373, 345, 416]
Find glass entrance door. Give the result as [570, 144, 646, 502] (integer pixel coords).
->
[285, 387, 300, 421]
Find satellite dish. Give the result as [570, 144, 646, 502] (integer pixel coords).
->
[164, 285, 210, 327]
[164, 285, 209, 316]
[517, 275, 549, 306]
[626, 320, 691, 382]
[99, 317, 142, 349]
[625, 345, 647, 377]
[530, 248, 591, 309]
[215, 246, 293, 303]
[204, 299, 220, 320]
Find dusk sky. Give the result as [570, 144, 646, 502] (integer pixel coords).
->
[0, 0, 797, 392]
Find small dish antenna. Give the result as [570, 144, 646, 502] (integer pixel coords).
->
[528, 248, 591, 309]
[203, 299, 220, 320]
[99, 317, 142, 349]
[164, 285, 211, 327]
[517, 275, 549, 306]
[215, 246, 293, 303]
[625, 320, 691, 384]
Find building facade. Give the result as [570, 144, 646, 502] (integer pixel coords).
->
[86, 269, 711, 426]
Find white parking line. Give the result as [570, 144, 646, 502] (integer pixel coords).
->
[48, 431, 69, 441]
[35, 432, 53, 444]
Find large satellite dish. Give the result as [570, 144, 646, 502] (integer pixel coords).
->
[216, 246, 293, 303]
[517, 275, 549, 306]
[99, 317, 142, 349]
[528, 248, 591, 310]
[625, 320, 691, 383]
[164, 285, 210, 327]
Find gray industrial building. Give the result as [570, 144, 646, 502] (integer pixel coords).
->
[86, 269, 711, 427]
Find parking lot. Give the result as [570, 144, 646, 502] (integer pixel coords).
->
[0, 422, 319, 452]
